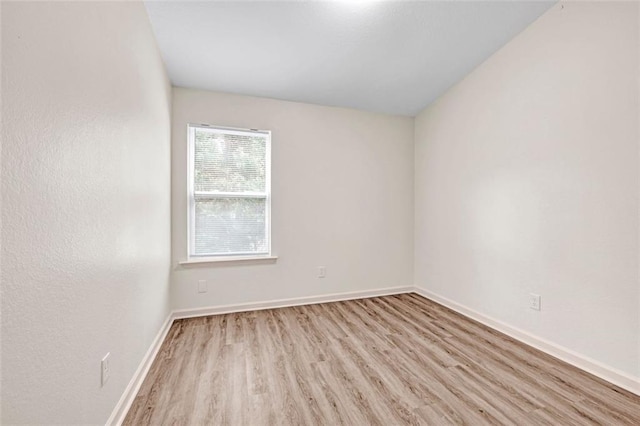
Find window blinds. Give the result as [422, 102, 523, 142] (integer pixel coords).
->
[190, 126, 270, 256]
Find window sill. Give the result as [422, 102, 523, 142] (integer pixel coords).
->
[178, 255, 278, 266]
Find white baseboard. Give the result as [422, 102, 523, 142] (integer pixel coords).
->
[105, 313, 175, 426]
[413, 286, 640, 396]
[172, 286, 415, 319]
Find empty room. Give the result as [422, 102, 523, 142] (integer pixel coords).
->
[1, 0, 639, 424]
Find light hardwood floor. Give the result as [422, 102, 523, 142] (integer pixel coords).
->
[124, 293, 640, 425]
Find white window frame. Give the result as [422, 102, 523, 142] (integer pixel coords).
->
[187, 123, 272, 260]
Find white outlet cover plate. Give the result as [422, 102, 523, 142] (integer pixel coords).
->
[529, 293, 541, 311]
[101, 352, 110, 387]
[318, 266, 326, 278]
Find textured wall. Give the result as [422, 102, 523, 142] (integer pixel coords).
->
[171, 88, 414, 310]
[414, 2, 639, 378]
[1, 2, 171, 423]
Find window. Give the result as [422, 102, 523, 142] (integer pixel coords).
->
[187, 124, 271, 259]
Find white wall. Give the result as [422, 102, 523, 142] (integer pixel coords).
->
[1, 2, 171, 423]
[172, 88, 414, 310]
[414, 1, 639, 378]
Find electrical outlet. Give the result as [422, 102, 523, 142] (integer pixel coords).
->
[317, 266, 326, 278]
[198, 280, 207, 293]
[101, 353, 111, 387]
[529, 293, 541, 311]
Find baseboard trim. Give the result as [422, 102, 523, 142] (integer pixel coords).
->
[172, 286, 415, 320]
[413, 286, 640, 396]
[106, 313, 175, 426]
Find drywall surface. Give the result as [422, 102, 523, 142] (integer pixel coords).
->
[415, 1, 639, 378]
[172, 88, 414, 309]
[1, 2, 171, 423]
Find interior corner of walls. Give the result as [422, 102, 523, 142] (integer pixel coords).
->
[106, 311, 175, 426]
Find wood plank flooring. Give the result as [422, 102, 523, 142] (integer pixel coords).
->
[124, 293, 640, 425]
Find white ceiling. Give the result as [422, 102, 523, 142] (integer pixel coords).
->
[144, 1, 555, 116]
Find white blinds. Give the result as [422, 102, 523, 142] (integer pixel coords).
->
[190, 126, 270, 257]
